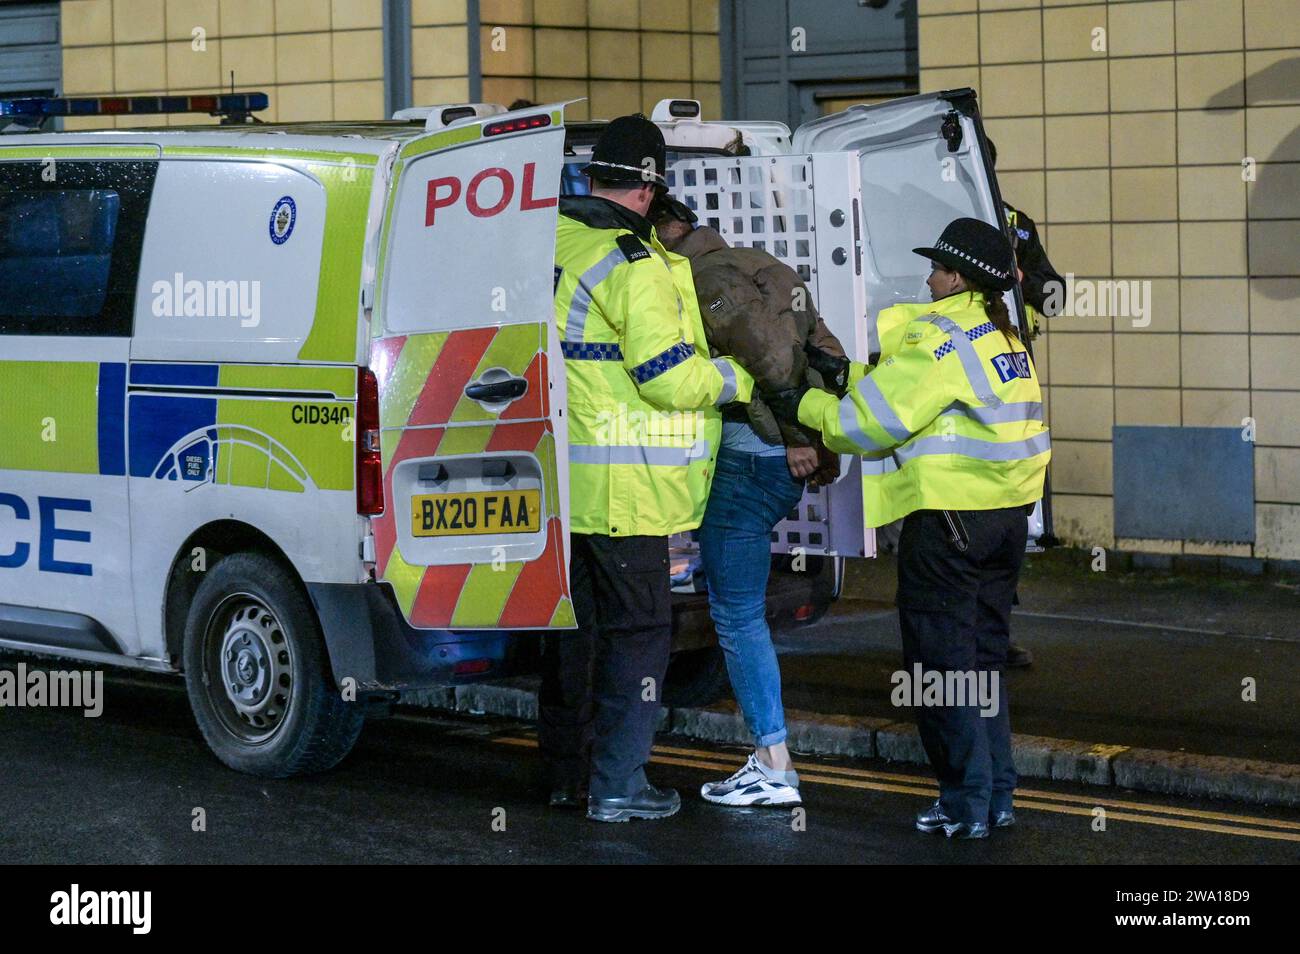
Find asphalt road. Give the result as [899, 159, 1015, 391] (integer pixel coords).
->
[1, 667, 1297, 864]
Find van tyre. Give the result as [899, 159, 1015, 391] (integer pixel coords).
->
[183, 552, 364, 778]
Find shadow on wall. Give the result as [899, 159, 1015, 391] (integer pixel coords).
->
[1207, 56, 1300, 302]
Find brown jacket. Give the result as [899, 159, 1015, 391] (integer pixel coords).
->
[674, 225, 846, 446]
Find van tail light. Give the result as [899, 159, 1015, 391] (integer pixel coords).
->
[357, 367, 384, 515]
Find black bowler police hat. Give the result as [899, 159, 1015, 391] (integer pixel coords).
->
[582, 114, 668, 190]
[913, 217, 1016, 291]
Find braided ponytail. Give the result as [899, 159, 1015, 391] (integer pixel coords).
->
[969, 284, 1018, 347]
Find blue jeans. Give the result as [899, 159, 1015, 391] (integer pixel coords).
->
[699, 448, 806, 748]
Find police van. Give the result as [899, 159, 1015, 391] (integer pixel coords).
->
[0, 89, 1022, 777]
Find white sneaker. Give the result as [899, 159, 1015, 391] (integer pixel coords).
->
[700, 753, 802, 807]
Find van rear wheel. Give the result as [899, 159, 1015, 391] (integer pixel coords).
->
[183, 552, 364, 778]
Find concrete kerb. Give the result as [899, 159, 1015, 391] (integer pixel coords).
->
[402, 683, 1300, 809]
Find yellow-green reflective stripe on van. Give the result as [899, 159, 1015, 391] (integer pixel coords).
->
[0, 362, 99, 474]
[215, 398, 353, 491]
[378, 332, 449, 430]
[450, 562, 525, 628]
[0, 146, 159, 160]
[299, 160, 375, 362]
[217, 365, 356, 398]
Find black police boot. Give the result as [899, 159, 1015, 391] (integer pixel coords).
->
[548, 784, 588, 810]
[587, 784, 681, 823]
[1006, 642, 1033, 668]
[915, 800, 954, 833]
[916, 801, 989, 839]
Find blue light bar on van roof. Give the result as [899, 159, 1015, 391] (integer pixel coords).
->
[0, 92, 269, 118]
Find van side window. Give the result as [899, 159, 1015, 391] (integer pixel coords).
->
[0, 160, 157, 336]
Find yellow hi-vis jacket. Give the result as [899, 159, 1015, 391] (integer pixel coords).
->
[799, 292, 1050, 528]
[554, 196, 754, 537]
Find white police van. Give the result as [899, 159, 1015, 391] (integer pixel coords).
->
[0, 89, 1019, 777]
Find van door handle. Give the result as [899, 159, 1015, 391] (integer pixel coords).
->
[464, 374, 528, 403]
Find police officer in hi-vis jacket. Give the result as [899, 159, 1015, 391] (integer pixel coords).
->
[767, 218, 1050, 838]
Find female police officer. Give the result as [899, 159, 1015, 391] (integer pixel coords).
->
[767, 217, 1050, 839]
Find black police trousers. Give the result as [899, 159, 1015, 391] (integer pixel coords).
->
[896, 506, 1027, 825]
[538, 532, 672, 799]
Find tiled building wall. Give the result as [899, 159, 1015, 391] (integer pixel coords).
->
[60, 0, 386, 127]
[918, 0, 1300, 560]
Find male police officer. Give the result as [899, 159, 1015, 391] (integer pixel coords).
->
[542, 115, 755, 822]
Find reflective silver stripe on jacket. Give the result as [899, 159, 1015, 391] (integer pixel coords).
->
[939, 401, 1044, 425]
[860, 430, 1051, 476]
[569, 439, 711, 467]
[856, 375, 912, 443]
[927, 314, 1002, 409]
[564, 248, 626, 342]
[840, 397, 886, 451]
[866, 311, 882, 357]
[712, 358, 738, 404]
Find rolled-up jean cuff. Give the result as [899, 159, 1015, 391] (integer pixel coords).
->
[754, 726, 788, 748]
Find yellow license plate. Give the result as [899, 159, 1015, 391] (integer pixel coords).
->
[410, 489, 541, 537]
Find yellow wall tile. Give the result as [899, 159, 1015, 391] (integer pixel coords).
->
[1109, 111, 1176, 166]
[979, 10, 1042, 64]
[693, 81, 721, 119]
[412, 76, 471, 103]
[1134, 277, 1180, 332]
[333, 0, 383, 29]
[1244, 0, 1300, 50]
[1181, 221, 1248, 276]
[1044, 114, 1109, 168]
[1182, 333, 1249, 388]
[1051, 440, 1113, 495]
[1044, 223, 1111, 275]
[1180, 279, 1248, 332]
[275, 32, 331, 84]
[1115, 387, 1181, 424]
[982, 117, 1044, 170]
[332, 29, 384, 82]
[981, 64, 1043, 117]
[1044, 59, 1108, 113]
[219, 0, 275, 37]
[275, 0, 332, 32]
[589, 30, 640, 79]
[481, 0, 533, 25]
[1183, 389, 1251, 427]
[63, 0, 113, 46]
[1175, 0, 1243, 53]
[1108, 0, 1174, 57]
[588, 79, 642, 118]
[1253, 391, 1300, 446]
[918, 66, 981, 98]
[1249, 279, 1300, 332]
[167, 38, 222, 88]
[481, 24, 534, 76]
[1046, 169, 1110, 221]
[1250, 164, 1300, 217]
[1115, 332, 1180, 386]
[275, 81, 333, 120]
[997, 171, 1046, 220]
[1176, 52, 1244, 109]
[1110, 56, 1174, 111]
[1046, 331, 1113, 384]
[1113, 222, 1179, 275]
[166, 0, 218, 41]
[1176, 108, 1244, 164]
[112, 43, 165, 92]
[1178, 165, 1246, 220]
[333, 79, 384, 119]
[537, 78, 590, 114]
[643, 81, 688, 111]
[640, 0, 689, 32]
[641, 32, 691, 81]
[1245, 50, 1300, 105]
[1042, 3, 1106, 60]
[919, 15, 978, 69]
[692, 34, 720, 82]
[481, 76, 536, 105]
[534, 28, 588, 78]
[589, 0, 639, 30]
[412, 0, 468, 26]
[114, 0, 164, 43]
[1257, 449, 1300, 505]
[1051, 494, 1115, 549]
[1049, 385, 1113, 439]
[690, 0, 719, 32]
[412, 26, 470, 77]
[221, 35, 276, 86]
[535, 0, 586, 26]
[918, 0, 977, 11]
[1247, 105, 1300, 161]
[1256, 505, 1300, 559]
[1252, 334, 1300, 389]
[1110, 168, 1177, 221]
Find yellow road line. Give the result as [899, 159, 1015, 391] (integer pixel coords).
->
[493, 735, 1300, 841]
